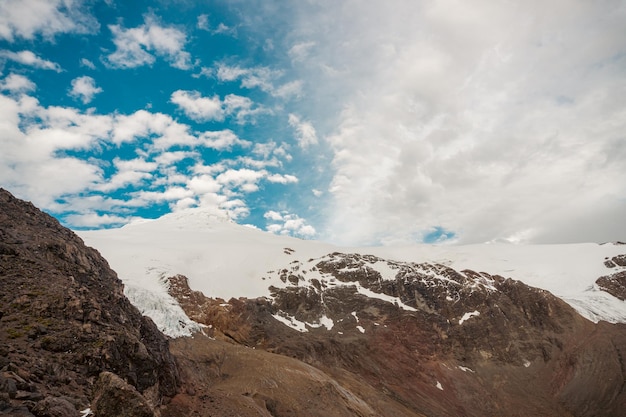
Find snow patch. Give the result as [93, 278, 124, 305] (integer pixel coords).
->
[356, 325, 365, 333]
[307, 314, 335, 330]
[523, 360, 531, 368]
[272, 313, 309, 332]
[459, 310, 480, 325]
[436, 381, 443, 390]
[458, 366, 475, 373]
[272, 312, 334, 332]
[356, 284, 418, 312]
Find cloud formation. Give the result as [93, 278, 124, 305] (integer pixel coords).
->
[0, 81, 299, 228]
[288, 114, 318, 148]
[0, 50, 62, 71]
[216, 63, 302, 99]
[1, 74, 35, 93]
[264, 210, 316, 238]
[69, 76, 102, 104]
[106, 16, 191, 69]
[277, 0, 626, 245]
[171, 90, 266, 124]
[0, 0, 97, 41]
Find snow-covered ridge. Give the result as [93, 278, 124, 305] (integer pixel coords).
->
[77, 208, 626, 336]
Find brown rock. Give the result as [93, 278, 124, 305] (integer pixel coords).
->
[596, 271, 626, 301]
[91, 372, 154, 417]
[31, 396, 79, 417]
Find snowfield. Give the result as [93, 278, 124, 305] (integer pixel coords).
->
[77, 208, 626, 337]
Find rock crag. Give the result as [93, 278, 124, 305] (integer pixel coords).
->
[0, 189, 179, 416]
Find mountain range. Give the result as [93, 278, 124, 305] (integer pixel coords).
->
[2, 188, 626, 416]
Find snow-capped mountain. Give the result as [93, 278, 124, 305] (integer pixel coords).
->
[3, 189, 626, 417]
[78, 207, 626, 337]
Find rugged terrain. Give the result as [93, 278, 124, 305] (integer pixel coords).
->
[2, 187, 626, 416]
[165, 252, 626, 416]
[0, 189, 179, 416]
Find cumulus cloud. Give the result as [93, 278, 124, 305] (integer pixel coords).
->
[106, 16, 191, 69]
[271, 0, 626, 245]
[198, 130, 251, 150]
[171, 90, 267, 124]
[0, 90, 300, 230]
[0, 50, 62, 71]
[171, 90, 223, 122]
[1, 74, 35, 93]
[264, 210, 316, 238]
[68, 76, 102, 104]
[0, 0, 98, 41]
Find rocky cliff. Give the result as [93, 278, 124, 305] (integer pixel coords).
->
[0, 189, 179, 416]
[166, 252, 626, 417]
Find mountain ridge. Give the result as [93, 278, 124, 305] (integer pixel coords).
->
[3, 189, 626, 416]
[78, 207, 626, 337]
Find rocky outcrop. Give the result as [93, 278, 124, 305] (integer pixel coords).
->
[0, 189, 179, 415]
[597, 271, 626, 300]
[91, 372, 154, 417]
[167, 251, 626, 417]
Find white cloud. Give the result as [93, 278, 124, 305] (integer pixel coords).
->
[68, 76, 102, 104]
[0, 50, 62, 71]
[197, 14, 210, 31]
[288, 113, 318, 148]
[171, 90, 224, 122]
[0, 94, 105, 209]
[106, 16, 191, 70]
[288, 41, 316, 63]
[1, 74, 35, 93]
[80, 58, 96, 69]
[215, 63, 301, 99]
[223, 94, 268, 124]
[264, 210, 316, 238]
[269, 0, 626, 245]
[264, 210, 283, 221]
[213, 23, 235, 35]
[171, 90, 266, 124]
[0, 87, 303, 234]
[273, 80, 303, 99]
[266, 173, 298, 184]
[64, 212, 134, 228]
[216, 168, 265, 192]
[198, 130, 251, 150]
[0, 0, 97, 41]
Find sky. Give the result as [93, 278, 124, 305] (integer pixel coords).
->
[0, 0, 625, 246]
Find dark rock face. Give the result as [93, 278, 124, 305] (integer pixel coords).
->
[168, 251, 626, 417]
[597, 271, 626, 300]
[31, 396, 79, 417]
[0, 189, 179, 414]
[91, 372, 154, 417]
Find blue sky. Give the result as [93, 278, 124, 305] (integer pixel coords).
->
[1, 0, 625, 245]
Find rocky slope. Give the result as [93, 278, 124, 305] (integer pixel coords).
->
[0, 189, 179, 416]
[166, 251, 626, 417]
